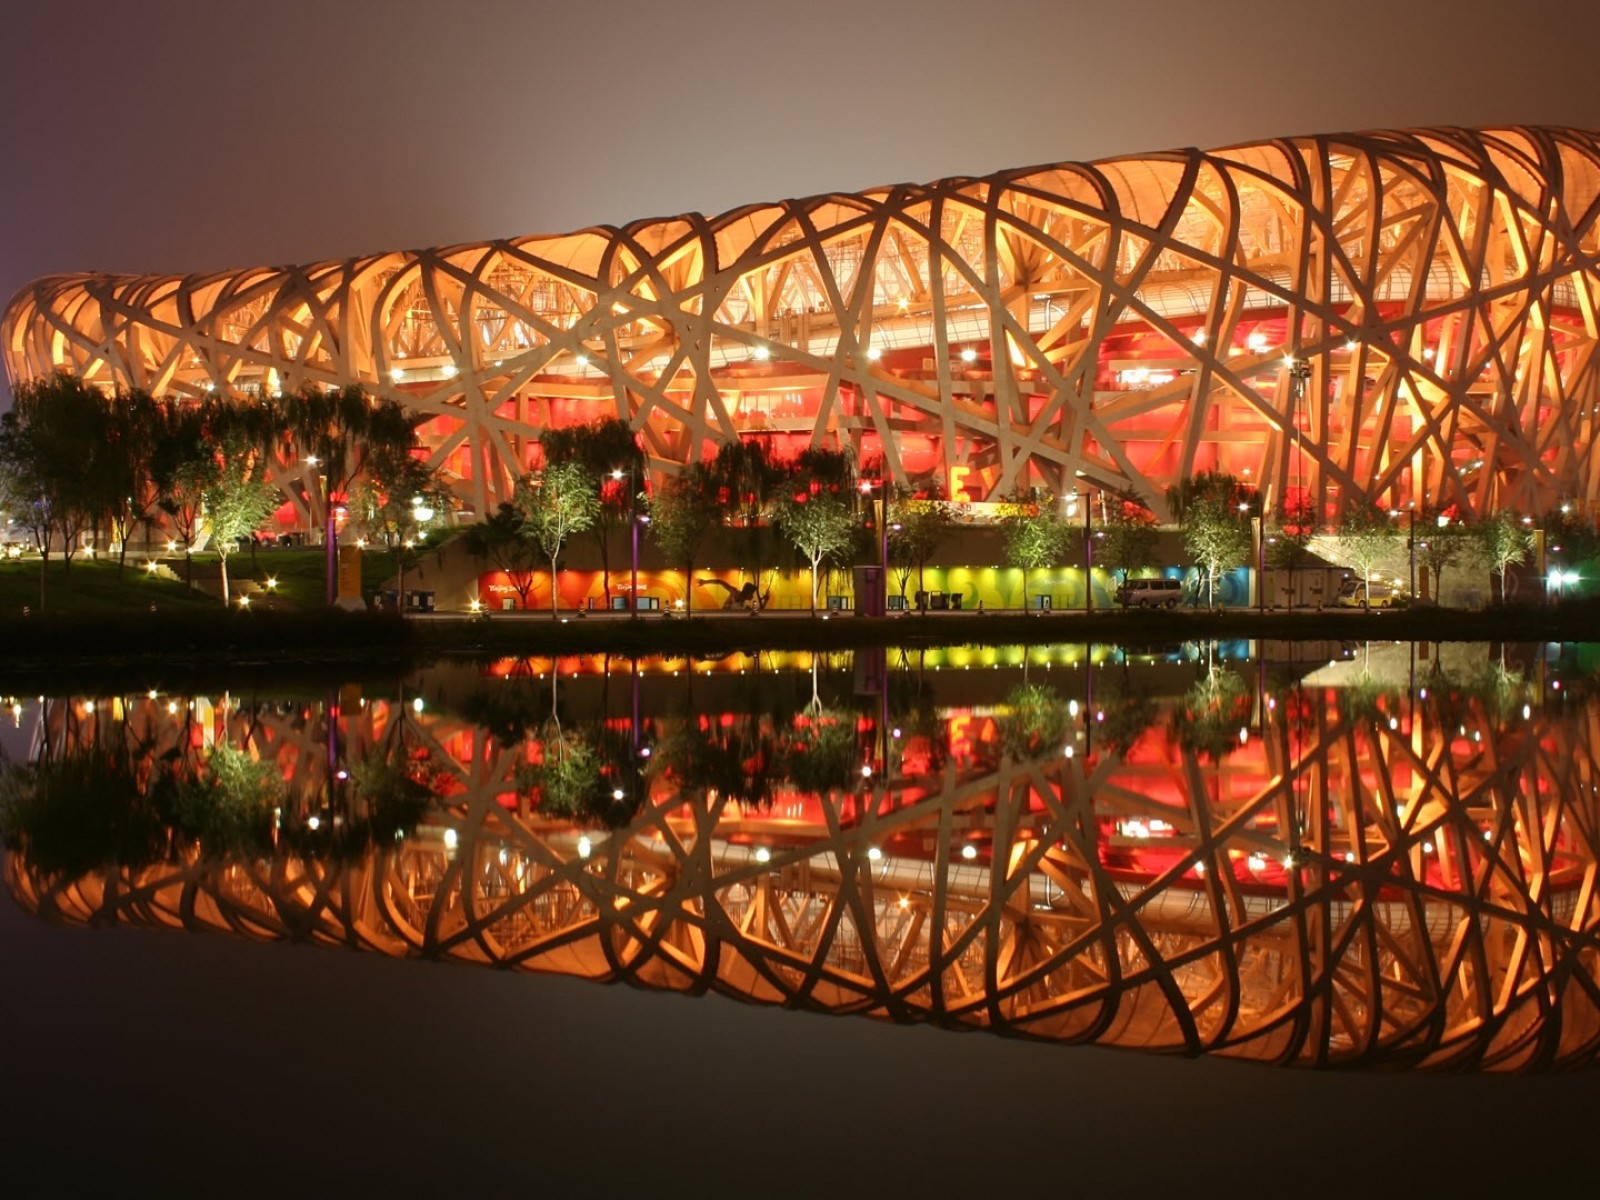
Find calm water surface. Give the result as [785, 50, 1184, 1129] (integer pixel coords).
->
[4, 639, 1599, 1190]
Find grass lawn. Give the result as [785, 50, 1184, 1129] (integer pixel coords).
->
[0, 546, 406, 616]
[0, 557, 218, 616]
[227, 545, 406, 608]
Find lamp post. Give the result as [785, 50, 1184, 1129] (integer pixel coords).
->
[1254, 513, 1265, 613]
[859, 478, 889, 616]
[1286, 357, 1311, 512]
[1080, 488, 1093, 615]
[880, 488, 889, 613]
[1237, 501, 1252, 610]
[303, 455, 332, 605]
[1407, 504, 1417, 601]
[397, 496, 433, 613]
[612, 466, 641, 618]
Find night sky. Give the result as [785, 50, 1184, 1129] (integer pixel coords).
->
[5, 1, 1600, 1192]
[8, 0, 1600, 407]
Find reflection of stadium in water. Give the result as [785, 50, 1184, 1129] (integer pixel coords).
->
[5, 642, 1599, 1071]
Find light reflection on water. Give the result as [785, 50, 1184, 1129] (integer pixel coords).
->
[4, 639, 1599, 1071]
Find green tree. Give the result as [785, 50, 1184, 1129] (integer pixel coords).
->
[275, 384, 420, 605]
[1093, 487, 1159, 588]
[101, 387, 163, 575]
[4, 373, 115, 589]
[1473, 511, 1534, 604]
[781, 708, 858, 793]
[155, 743, 282, 857]
[540, 417, 644, 606]
[519, 732, 608, 819]
[1416, 511, 1471, 602]
[1335, 505, 1401, 607]
[1265, 496, 1317, 608]
[647, 464, 719, 617]
[0, 749, 165, 879]
[1167, 472, 1254, 609]
[203, 433, 279, 606]
[1173, 665, 1250, 760]
[151, 402, 213, 587]
[998, 682, 1071, 760]
[346, 450, 451, 603]
[707, 437, 786, 594]
[515, 461, 600, 615]
[463, 502, 542, 609]
[886, 488, 955, 605]
[1001, 494, 1074, 610]
[0, 410, 55, 610]
[774, 447, 858, 614]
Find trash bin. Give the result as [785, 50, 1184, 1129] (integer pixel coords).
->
[950, 594, 963, 611]
[930, 592, 948, 610]
[1034, 594, 1052, 611]
[827, 595, 848, 611]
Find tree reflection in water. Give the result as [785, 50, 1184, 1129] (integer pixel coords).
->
[6, 640, 1600, 1072]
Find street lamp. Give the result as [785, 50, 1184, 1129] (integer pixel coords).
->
[1285, 357, 1311, 511]
[859, 478, 889, 617]
[1080, 488, 1094, 615]
[1254, 511, 1266, 613]
[1235, 500, 1253, 611]
[1407, 503, 1417, 601]
[612, 466, 640, 618]
[396, 496, 434, 612]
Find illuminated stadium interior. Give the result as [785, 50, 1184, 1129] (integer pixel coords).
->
[6, 126, 1600, 531]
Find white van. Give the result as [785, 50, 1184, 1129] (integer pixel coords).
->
[1335, 578, 1405, 608]
[1115, 577, 1185, 608]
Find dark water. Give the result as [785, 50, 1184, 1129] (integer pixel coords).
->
[4, 640, 1599, 1192]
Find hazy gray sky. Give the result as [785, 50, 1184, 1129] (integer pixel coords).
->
[5, 0, 1600, 401]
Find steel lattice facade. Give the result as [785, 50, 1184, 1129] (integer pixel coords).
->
[7, 126, 1600, 524]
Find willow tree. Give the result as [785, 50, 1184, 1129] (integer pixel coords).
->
[3, 372, 113, 598]
[275, 384, 419, 605]
[707, 437, 786, 594]
[463, 502, 541, 609]
[647, 464, 718, 616]
[151, 402, 211, 587]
